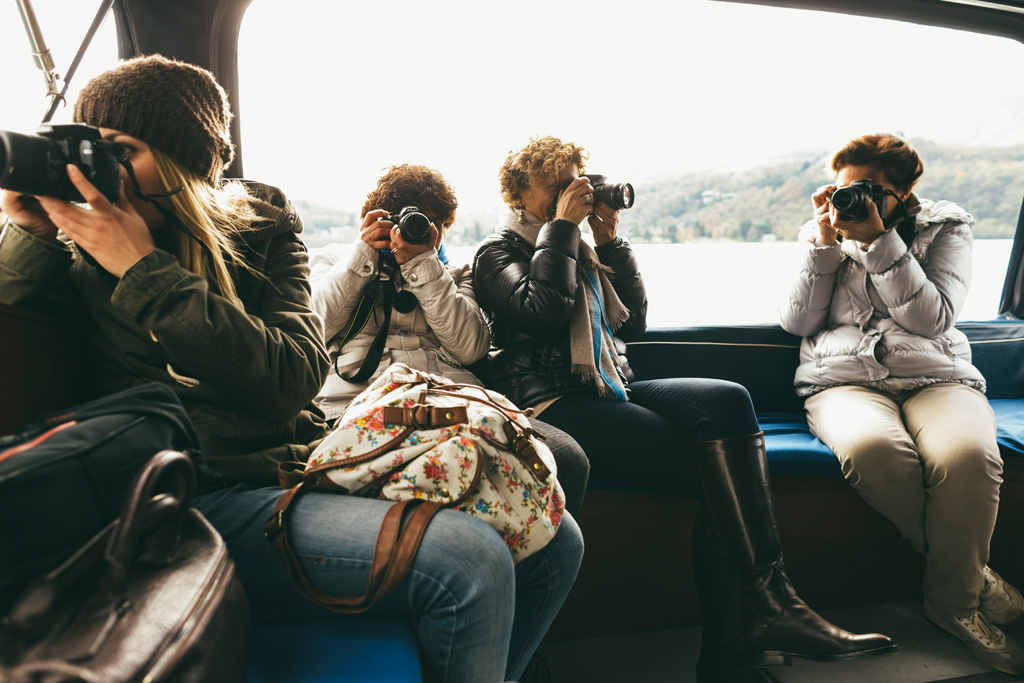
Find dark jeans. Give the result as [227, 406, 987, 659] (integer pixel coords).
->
[540, 377, 760, 497]
[529, 417, 590, 517]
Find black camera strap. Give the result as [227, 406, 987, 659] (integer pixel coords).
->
[333, 256, 398, 383]
[118, 158, 209, 254]
[884, 192, 917, 249]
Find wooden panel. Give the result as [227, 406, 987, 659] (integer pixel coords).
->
[548, 473, 1024, 640]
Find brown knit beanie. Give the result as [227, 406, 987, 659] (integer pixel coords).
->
[73, 54, 234, 184]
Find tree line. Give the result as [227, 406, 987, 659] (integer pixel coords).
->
[297, 139, 1024, 248]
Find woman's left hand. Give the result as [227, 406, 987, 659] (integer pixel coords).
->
[832, 198, 886, 246]
[390, 222, 440, 265]
[35, 164, 155, 278]
[587, 201, 619, 245]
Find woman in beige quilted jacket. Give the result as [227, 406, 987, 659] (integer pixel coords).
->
[310, 164, 591, 517]
[780, 132, 1024, 675]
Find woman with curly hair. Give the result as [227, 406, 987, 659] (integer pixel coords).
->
[472, 135, 898, 682]
[309, 163, 586, 681]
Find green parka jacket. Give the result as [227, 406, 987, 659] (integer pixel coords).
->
[0, 181, 330, 488]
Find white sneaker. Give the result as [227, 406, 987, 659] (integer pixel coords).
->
[924, 600, 1024, 675]
[980, 566, 1024, 625]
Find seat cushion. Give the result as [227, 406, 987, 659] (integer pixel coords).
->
[248, 617, 422, 683]
[759, 413, 843, 478]
[992, 398, 1024, 463]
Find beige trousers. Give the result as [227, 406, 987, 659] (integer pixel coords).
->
[805, 383, 1003, 616]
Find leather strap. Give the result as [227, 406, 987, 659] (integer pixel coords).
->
[381, 404, 468, 428]
[277, 461, 306, 489]
[265, 485, 442, 613]
[502, 421, 550, 479]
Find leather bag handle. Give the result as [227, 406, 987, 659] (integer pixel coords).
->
[265, 487, 442, 613]
[0, 450, 195, 651]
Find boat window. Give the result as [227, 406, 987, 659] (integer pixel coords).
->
[260, 2, 1022, 325]
[1, 3, 119, 132]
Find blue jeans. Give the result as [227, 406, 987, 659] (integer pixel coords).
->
[540, 377, 761, 496]
[193, 486, 583, 683]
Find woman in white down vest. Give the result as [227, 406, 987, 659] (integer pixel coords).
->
[780, 133, 1023, 675]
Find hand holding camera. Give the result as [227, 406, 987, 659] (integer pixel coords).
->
[553, 176, 595, 225]
[34, 163, 154, 278]
[812, 185, 839, 244]
[1, 123, 122, 244]
[360, 207, 439, 265]
[588, 200, 620, 245]
[0, 189, 60, 243]
[814, 180, 888, 245]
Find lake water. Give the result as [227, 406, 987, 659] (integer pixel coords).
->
[445, 240, 1015, 328]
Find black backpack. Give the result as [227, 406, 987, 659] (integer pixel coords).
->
[0, 383, 202, 613]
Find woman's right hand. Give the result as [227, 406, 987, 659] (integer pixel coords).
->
[0, 189, 60, 243]
[553, 176, 595, 225]
[812, 184, 838, 245]
[359, 209, 393, 251]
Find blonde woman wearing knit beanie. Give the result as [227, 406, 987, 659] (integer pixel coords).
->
[0, 56, 581, 683]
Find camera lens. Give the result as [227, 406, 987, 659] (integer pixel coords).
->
[0, 130, 71, 199]
[831, 187, 857, 212]
[593, 182, 635, 210]
[397, 209, 433, 244]
[831, 185, 869, 221]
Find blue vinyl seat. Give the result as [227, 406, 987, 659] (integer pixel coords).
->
[248, 616, 422, 683]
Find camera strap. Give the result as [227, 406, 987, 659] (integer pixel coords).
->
[333, 256, 398, 383]
[884, 192, 917, 249]
[118, 157, 208, 253]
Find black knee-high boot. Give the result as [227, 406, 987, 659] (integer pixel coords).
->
[693, 501, 781, 682]
[698, 432, 898, 666]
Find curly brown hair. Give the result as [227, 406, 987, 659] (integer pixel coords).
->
[361, 164, 459, 237]
[498, 136, 588, 208]
[831, 134, 924, 195]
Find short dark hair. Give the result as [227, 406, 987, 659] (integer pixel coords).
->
[362, 164, 458, 236]
[831, 134, 924, 194]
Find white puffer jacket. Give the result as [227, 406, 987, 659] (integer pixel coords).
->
[779, 195, 986, 397]
[310, 240, 490, 419]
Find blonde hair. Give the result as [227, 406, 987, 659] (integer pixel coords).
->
[152, 149, 260, 306]
[499, 136, 588, 208]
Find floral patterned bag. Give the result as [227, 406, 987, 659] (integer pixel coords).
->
[265, 363, 565, 611]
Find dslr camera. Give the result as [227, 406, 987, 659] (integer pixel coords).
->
[0, 123, 122, 204]
[582, 174, 634, 210]
[830, 179, 888, 222]
[387, 206, 433, 245]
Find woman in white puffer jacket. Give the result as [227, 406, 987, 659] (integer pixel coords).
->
[780, 133, 1023, 676]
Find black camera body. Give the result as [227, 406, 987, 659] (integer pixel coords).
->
[831, 179, 887, 222]
[387, 206, 433, 245]
[583, 174, 634, 211]
[0, 124, 122, 204]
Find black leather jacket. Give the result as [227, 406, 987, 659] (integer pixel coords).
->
[472, 219, 648, 408]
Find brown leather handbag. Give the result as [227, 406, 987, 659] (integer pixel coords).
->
[0, 450, 250, 683]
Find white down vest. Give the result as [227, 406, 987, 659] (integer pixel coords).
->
[779, 195, 986, 397]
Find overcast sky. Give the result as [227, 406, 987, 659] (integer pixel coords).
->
[5, 1, 1024, 214]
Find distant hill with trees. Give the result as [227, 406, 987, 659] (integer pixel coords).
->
[296, 139, 1024, 247]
